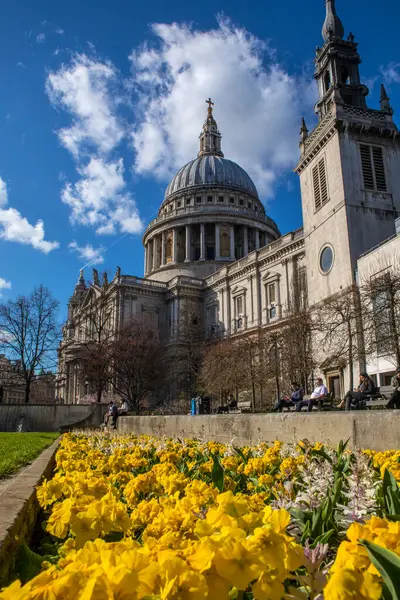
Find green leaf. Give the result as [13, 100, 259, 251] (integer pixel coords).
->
[211, 453, 224, 493]
[321, 497, 333, 523]
[233, 447, 247, 463]
[359, 539, 400, 600]
[383, 469, 398, 494]
[311, 529, 335, 547]
[15, 543, 43, 583]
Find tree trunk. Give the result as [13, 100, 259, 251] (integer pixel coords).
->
[348, 321, 354, 391]
[251, 381, 256, 413]
[96, 387, 102, 403]
[24, 380, 31, 404]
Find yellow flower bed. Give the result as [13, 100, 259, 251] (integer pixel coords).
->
[1, 433, 399, 600]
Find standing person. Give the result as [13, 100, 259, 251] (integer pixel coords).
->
[274, 383, 304, 412]
[338, 373, 374, 411]
[386, 368, 400, 409]
[296, 378, 328, 412]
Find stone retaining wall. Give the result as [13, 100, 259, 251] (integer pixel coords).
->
[118, 412, 400, 451]
[0, 404, 104, 432]
[0, 439, 59, 586]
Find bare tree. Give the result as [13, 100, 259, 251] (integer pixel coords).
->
[360, 258, 400, 367]
[77, 276, 115, 403]
[259, 328, 284, 406]
[313, 285, 363, 391]
[169, 299, 204, 402]
[279, 310, 315, 394]
[112, 319, 166, 414]
[0, 286, 60, 403]
[199, 338, 243, 402]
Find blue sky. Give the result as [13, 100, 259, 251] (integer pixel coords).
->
[0, 0, 399, 320]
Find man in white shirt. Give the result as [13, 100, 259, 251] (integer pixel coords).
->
[295, 378, 328, 412]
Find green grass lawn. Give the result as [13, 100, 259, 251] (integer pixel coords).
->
[0, 433, 59, 479]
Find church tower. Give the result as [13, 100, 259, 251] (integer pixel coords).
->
[295, 0, 400, 306]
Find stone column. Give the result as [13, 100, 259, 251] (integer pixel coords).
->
[255, 229, 260, 250]
[200, 223, 206, 261]
[230, 225, 235, 260]
[161, 231, 166, 266]
[243, 226, 249, 255]
[144, 246, 148, 276]
[152, 236, 158, 271]
[185, 225, 191, 262]
[215, 224, 220, 260]
[226, 281, 231, 334]
[172, 228, 178, 264]
[255, 264, 261, 326]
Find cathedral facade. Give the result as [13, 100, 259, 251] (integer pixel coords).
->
[58, 0, 400, 404]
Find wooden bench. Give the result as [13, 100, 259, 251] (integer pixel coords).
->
[237, 400, 252, 413]
[283, 392, 336, 412]
[362, 387, 388, 410]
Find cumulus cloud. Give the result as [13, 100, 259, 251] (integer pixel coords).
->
[36, 33, 46, 44]
[61, 157, 143, 235]
[0, 177, 58, 253]
[0, 277, 11, 296]
[381, 62, 400, 84]
[130, 17, 313, 198]
[69, 241, 105, 265]
[46, 54, 124, 158]
[55, 28, 64, 35]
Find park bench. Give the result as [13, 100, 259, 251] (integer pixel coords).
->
[283, 392, 335, 412]
[237, 400, 252, 413]
[360, 386, 389, 410]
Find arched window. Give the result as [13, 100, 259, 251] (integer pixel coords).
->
[324, 70, 331, 93]
[340, 66, 350, 85]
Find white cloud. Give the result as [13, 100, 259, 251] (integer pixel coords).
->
[0, 277, 11, 296]
[36, 33, 46, 44]
[55, 28, 64, 35]
[61, 157, 143, 235]
[0, 177, 58, 253]
[69, 241, 104, 265]
[0, 178, 8, 207]
[17, 61, 26, 68]
[381, 62, 400, 84]
[130, 17, 313, 198]
[46, 55, 124, 158]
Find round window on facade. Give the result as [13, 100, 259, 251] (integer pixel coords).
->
[320, 245, 334, 274]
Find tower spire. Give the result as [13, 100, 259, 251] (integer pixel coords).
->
[322, 0, 344, 42]
[198, 98, 224, 158]
[380, 84, 393, 114]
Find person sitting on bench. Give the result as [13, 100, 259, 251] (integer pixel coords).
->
[386, 368, 400, 409]
[274, 382, 303, 412]
[218, 394, 237, 414]
[338, 373, 374, 411]
[295, 378, 327, 412]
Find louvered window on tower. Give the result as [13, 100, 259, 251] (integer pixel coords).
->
[312, 158, 329, 211]
[360, 144, 387, 192]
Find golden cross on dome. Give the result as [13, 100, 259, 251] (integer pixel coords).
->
[206, 97, 214, 114]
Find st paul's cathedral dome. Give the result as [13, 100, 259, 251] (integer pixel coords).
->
[143, 99, 280, 282]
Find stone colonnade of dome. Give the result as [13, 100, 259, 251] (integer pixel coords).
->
[143, 187, 279, 280]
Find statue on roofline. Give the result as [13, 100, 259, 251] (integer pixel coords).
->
[92, 268, 100, 286]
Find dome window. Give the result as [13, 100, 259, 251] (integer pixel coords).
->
[196, 196, 202, 204]
[207, 195, 213, 203]
[230, 197, 235, 204]
[239, 198, 244, 206]
[177, 200, 182, 208]
[186, 198, 191, 205]
[248, 201, 252, 209]
[219, 196, 224, 203]
[169, 204, 173, 211]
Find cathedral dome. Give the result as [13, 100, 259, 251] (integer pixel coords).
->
[164, 155, 259, 200]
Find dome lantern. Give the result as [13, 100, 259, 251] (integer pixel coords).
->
[198, 98, 224, 158]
